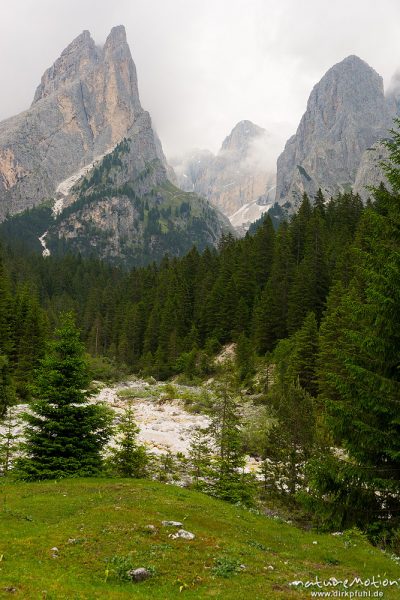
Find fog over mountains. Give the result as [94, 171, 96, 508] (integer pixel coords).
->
[171, 121, 276, 231]
[172, 53, 400, 227]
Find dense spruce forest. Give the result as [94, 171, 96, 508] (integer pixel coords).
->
[0, 188, 364, 383]
[0, 126, 399, 548]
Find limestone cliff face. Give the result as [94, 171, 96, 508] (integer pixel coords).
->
[275, 56, 393, 209]
[353, 142, 391, 200]
[353, 69, 400, 201]
[172, 121, 275, 226]
[387, 70, 400, 116]
[0, 26, 169, 220]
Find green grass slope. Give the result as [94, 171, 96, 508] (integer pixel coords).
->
[0, 479, 398, 599]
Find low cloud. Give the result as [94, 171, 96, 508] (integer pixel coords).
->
[242, 127, 292, 174]
[1, 0, 400, 162]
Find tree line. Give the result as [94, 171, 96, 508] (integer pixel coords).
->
[0, 186, 364, 389]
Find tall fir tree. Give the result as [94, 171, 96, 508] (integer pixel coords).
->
[287, 311, 319, 397]
[17, 313, 113, 480]
[262, 382, 315, 497]
[287, 203, 329, 333]
[109, 402, 148, 478]
[206, 376, 255, 505]
[0, 355, 16, 417]
[0, 405, 20, 475]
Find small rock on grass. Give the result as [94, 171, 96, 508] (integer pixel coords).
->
[127, 567, 152, 582]
[169, 529, 195, 540]
[162, 520, 182, 527]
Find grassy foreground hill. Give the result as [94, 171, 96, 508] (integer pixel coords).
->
[0, 479, 399, 599]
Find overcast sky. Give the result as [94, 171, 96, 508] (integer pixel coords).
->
[1, 0, 400, 158]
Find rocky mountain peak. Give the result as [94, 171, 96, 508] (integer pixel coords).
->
[0, 24, 231, 264]
[305, 55, 384, 121]
[104, 25, 128, 48]
[275, 55, 392, 209]
[220, 120, 265, 155]
[100, 25, 142, 117]
[172, 120, 275, 228]
[32, 30, 98, 104]
[0, 25, 161, 220]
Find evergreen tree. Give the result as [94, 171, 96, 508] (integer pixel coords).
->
[207, 378, 254, 505]
[262, 381, 315, 498]
[17, 313, 113, 480]
[0, 254, 13, 359]
[253, 222, 294, 353]
[109, 402, 148, 478]
[235, 333, 255, 385]
[13, 291, 47, 400]
[290, 193, 312, 265]
[188, 427, 213, 490]
[316, 282, 354, 430]
[314, 188, 326, 216]
[287, 312, 319, 396]
[153, 450, 179, 483]
[0, 406, 20, 475]
[0, 355, 16, 417]
[287, 206, 329, 332]
[251, 214, 276, 287]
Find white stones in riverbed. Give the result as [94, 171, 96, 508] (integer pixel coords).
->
[96, 380, 210, 456]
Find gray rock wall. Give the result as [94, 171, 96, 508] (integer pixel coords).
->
[275, 55, 394, 209]
[0, 26, 168, 221]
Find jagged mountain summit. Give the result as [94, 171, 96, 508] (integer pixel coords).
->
[275, 55, 395, 210]
[0, 26, 231, 266]
[0, 26, 168, 220]
[172, 120, 276, 231]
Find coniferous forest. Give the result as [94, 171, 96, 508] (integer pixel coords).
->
[0, 125, 399, 558]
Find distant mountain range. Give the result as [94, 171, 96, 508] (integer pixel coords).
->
[171, 54, 400, 228]
[0, 27, 398, 262]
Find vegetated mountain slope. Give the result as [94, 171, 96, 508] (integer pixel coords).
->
[275, 55, 395, 210]
[1, 479, 399, 599]
[0, 138, 231, 267]
[172, 121, 276, 230]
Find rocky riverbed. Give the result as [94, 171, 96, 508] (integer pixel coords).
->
[97, 379, 210, 455]
[1, 377, 261, 473]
